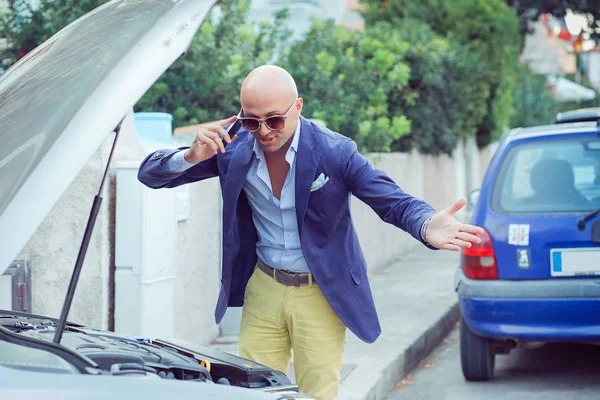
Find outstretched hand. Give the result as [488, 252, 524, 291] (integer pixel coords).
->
[425, 198, 484, 251]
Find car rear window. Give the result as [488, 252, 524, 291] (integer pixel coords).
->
[492, 135, 600, 213]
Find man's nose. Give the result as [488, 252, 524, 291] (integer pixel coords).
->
[257, 122, 271, 137]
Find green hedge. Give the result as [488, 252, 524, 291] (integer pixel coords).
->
[360, 0, 524, 148]
[278, 20, 412, 154]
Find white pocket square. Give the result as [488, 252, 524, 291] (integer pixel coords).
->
[311, 173, 330, 192]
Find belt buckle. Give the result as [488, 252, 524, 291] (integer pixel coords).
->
[289, 270, 303, 287]
[273, 269, 286, 285]
[278, 269, 299, 286]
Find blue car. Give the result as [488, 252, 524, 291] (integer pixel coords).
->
[455, 108, 600, 381]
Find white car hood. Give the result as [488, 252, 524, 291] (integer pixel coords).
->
[0, 0, 217, 273]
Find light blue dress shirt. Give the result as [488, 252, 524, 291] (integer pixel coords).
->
[166, 121, 310, 272]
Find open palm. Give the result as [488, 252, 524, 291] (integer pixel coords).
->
[425, 198, 484, 251]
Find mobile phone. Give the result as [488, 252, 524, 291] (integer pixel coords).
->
[224, 117, 241, 146]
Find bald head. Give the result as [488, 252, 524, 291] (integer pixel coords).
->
[240, 65, 298, 108]
[238, 65, 303, 154]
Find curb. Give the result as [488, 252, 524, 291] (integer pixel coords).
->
[363, 302, 461, 400]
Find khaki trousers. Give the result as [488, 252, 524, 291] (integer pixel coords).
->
[239, 267, 347, 400]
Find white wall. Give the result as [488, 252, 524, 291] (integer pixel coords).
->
[172, 132, 223, 345]
[16, 134, 112, 330]
[351, 138, 486, 271]
[352, 151, 429, 271]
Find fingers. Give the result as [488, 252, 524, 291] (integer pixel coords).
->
[443, 243, 461, 251]
[456, 231, 481, 245]
[459, 223, 485, 235]
[194, 115, 237, 142]
[208, 122, 237, 144]
[216, 115, 238, 127]
[435, 231, 479, 251]
[216, 116, 239, 142]
[444, 198, 466, 217]
[216, 125, 234, 144]
[195, 120, 239, 154]
[450, 238, 472, 249]
[195, 115, 237, 129]
[442, 237, 473, 251]
[198, 130, 226, 154]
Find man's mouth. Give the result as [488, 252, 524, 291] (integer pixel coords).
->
[259, 137, 275, 144]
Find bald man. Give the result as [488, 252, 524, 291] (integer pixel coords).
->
[138, 65, 483, 399]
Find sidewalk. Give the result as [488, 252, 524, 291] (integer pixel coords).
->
[210, 247, 461, 400]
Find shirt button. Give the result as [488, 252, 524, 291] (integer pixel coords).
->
[289, 233, 293, 237]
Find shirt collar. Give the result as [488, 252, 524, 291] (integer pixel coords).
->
[290, 119, 301, 152]
[252, 118, 301, 160]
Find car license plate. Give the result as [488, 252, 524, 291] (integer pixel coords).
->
[551, 248, 600, 277]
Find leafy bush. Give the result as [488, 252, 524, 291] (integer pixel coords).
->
[382, 20, 489, 155]
[278, 19, 412, 153]
[511, 65, 558, 128]
[136, 0, 294, 127]
[360, 0, 522, 148]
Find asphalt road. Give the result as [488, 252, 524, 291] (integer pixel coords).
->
[386, 324, 600, 400]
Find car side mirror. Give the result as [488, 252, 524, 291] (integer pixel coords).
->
[468, 189, 481, 207]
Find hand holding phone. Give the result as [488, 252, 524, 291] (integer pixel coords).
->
[184, 115, 239, 163]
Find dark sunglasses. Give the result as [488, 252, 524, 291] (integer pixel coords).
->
[237, 99, 298, 133]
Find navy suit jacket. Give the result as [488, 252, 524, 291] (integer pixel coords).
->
[138, 117, 435, 343]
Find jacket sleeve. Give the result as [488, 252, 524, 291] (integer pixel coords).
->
[137, 147, 218, 189]
[340, 139, 437, 247]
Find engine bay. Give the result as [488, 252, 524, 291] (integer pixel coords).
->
[0, 312, 292, 390]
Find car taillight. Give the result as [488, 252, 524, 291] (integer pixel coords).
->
[462, 228, 498, 279]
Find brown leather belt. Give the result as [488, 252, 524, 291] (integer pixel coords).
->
[257, 258, 314, 287]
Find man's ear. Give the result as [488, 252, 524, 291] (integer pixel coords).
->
[296, 97, 304, 117]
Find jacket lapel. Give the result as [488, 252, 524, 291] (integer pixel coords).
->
[295, 117, 321, 237]
[222, 133, 254, 224]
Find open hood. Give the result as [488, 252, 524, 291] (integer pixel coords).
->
[0, 0, 217, 273]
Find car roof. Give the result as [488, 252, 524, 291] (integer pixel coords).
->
[555, 107, 600, 124]
[507, 121, 599, 141]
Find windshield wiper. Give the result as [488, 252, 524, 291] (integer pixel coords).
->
[53, 119, 124, 344]
[577, 208, 600, 231]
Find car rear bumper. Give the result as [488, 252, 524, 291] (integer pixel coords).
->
[455, 268, 600, 341]
[459, 297, 600, 341]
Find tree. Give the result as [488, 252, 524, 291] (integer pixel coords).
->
[359, 0, 523, 147]
[278, 19, 412, 153]
[511, 65, 558, 128]
[135, 0, 294, 127]
[382, 19, 489, 154]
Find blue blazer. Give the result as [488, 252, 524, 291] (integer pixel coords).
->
[138, 117, 435, 343]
